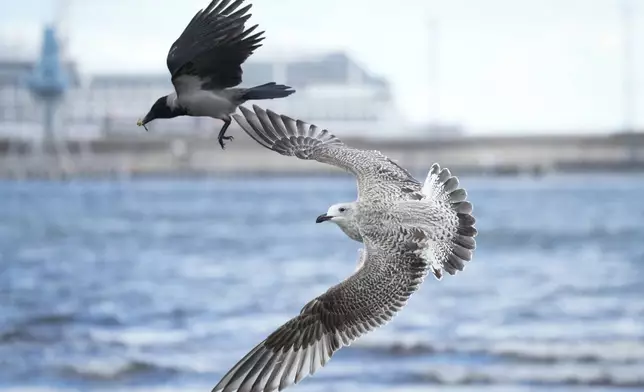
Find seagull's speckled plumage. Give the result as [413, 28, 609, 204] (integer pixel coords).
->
[210, 105, 478, 392]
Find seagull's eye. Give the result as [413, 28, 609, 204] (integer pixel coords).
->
[339, 208, 346, 213]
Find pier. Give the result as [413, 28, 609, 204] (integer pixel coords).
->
[1, 126, 643, 179]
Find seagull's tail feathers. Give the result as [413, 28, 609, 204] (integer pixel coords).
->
[241, 82, 295, 101]
[421, 163, 477, 279]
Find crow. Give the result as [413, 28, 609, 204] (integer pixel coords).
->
[137, 0, 295, 149]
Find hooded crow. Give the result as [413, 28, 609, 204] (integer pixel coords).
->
[137, 0, 295, 148]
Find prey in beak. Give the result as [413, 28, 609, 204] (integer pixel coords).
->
[316, 214, 332, 223]
[137, 118, 149, 132]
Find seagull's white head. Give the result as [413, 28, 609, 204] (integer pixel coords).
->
[316, 202, 356, 224]
[316, 202, 361, 241]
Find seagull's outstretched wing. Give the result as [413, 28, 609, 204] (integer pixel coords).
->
[166, 0, 264, 93]
[211, 243, 428, 392]
[233, 105, 423, 203]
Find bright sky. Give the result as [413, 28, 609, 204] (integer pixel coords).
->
[1, 0, 642, 134]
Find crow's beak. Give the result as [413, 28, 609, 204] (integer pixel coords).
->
[316, 214, 332, 223]
[137, 117, 149, 131]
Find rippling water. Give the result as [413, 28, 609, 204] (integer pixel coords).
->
[1, 174, 644, 392]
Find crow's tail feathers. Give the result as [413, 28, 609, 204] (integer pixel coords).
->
[241, 82, 295, 101]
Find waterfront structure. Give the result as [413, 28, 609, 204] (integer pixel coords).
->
[0, 51, 407, 140]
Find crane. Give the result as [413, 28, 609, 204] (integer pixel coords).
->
[23, 0, 74, 177]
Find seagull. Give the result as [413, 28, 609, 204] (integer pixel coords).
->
[210, 105, 478, 392]
[136, 0, 295, 149]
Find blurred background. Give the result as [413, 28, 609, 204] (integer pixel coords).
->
[1, 0, 644, 391]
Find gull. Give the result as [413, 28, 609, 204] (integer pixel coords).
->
[137, 0, 295, 149]
[210, 105, 478, 392]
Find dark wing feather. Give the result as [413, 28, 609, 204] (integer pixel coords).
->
[166, 0, 265, 90]
[211, 244, 428, 392]
[233, 105, 423, 203]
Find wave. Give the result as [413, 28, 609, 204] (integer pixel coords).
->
[0, 313, 77, 344]
[0, 328, 35, 344]
[484, 341, 644, 364]
[0, 312, 123, 344]
[59, 359, 178, 381]
[351, 339, 644, 364]
[46, 338, 644, 388]
[88, 328, 192, 348]
[352, 340, 441, 356]
[413, 362, 644, 388]
[56, 356, 644, 388]
[56, 350, 234, 381]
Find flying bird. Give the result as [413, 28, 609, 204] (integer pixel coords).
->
[137, 0, 295, 149]
[210, 105, 478, 392]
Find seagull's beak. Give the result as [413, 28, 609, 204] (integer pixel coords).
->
[316, 214, 332, 223]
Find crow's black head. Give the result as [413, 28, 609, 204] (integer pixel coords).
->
[138, 95, 188, 130]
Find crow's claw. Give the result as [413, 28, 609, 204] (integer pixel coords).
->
[218, 135, 234, 149]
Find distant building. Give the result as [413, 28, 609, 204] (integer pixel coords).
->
[74, 74, 209, 136]
[410, 122, 465, 139]
[0, 51, 404, 140]
[242, 51, 393, 123]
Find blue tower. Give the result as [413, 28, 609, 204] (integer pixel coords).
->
[26, 25, 68, 147]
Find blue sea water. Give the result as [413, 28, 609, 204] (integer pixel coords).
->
[1, 174, 644, 392]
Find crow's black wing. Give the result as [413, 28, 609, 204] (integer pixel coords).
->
[166, 0, 265, 91]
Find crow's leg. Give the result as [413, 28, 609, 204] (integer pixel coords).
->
[217, 118, 234, 149]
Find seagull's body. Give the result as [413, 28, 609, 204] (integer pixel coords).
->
[209, 105, 478, 392]
[137, 0, 295, 148]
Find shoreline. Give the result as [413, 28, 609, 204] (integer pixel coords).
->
[2, 130, 644, 180]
